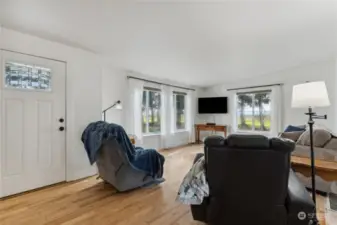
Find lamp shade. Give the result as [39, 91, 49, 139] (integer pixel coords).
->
[291, 81, 330, 108]
[115, 103, 123, 110]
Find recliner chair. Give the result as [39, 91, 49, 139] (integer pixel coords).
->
[191, 135, 315, 225]
[96, 139, 161, 192]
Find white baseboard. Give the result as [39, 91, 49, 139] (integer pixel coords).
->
[66, 166, 97, 182]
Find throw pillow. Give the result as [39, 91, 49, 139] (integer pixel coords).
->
[284, 125, 306, 132]
[324, 138, 337, 150]
[279, 131, 304, 142]
[297, 129, 332, 147]
[305, 124, 337, 137]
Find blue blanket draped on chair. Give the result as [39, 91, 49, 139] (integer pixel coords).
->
[81, 121, 165, 178]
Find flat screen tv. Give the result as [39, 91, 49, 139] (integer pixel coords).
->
[198, 97, 228, 114]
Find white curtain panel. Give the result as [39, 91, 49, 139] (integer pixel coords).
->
[169, 88, 175, 134]
[271, 85, 283, 136]
[126, 79, 144, 143]
[230, 92, 238, 134]
[186, 90, 196, 143]
[160, 85, 173, 148]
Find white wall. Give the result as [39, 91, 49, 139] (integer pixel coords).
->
[102, 67, 193, 149]
[102, 67, 127, 125]
[0, 27, 102, 186]
[197, 59, 337, 136]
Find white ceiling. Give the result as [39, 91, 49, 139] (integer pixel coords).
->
[0, 0, 337, 87]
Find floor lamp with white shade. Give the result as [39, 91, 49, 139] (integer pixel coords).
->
[291, 81, 330, 225]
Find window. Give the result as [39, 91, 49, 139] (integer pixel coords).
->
[174, 92, 186, 131]
[5, 61, 51, 91]
[142, 88, 161, 134]
[236, 91, 271, 132]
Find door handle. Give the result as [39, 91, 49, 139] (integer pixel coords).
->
[59, 126, 65, 131]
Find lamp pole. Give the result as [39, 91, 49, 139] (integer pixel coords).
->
[291, 81, 330, 225]
[305, 106, 327, 225]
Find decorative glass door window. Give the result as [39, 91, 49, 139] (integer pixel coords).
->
[4, 61, 52, 91]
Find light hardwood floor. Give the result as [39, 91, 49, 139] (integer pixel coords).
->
[0, 145, 329, 225]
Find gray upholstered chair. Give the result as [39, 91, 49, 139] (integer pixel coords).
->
[96, 139, 159, 191]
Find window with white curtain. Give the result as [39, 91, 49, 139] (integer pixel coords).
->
[142, 87, 161, 134]
[236, 90, 272, 132]
[173, 91, 186, 131]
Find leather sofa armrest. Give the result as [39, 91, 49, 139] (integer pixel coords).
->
[286, 170, 315, 224]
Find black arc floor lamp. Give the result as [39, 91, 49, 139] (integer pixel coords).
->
[291, 81, 330, 225]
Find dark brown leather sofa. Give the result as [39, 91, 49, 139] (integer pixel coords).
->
[191, 134, 315, 225]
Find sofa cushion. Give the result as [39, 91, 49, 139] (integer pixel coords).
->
[324, 138, 337, 150]
[292, 145, 337, 161]
[312, 129, 332, 147]
[297, 129, 332, 147]
[284, 125, 306, 132]
[279, 131, 304, 142]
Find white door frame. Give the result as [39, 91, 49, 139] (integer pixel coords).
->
[0, 49, 68, 197]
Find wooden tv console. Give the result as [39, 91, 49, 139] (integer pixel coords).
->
[195, 124, 227, 144]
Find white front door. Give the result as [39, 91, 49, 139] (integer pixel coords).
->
[0, 50, 66, 197]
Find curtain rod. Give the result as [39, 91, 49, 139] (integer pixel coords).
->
[227, 83, 283, 91]
[127, 76, 195, 91]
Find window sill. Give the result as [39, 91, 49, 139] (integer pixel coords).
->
[235, 130, 272, 135]
[174, 129, 188, 134]
[143, 133, 161, 137]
